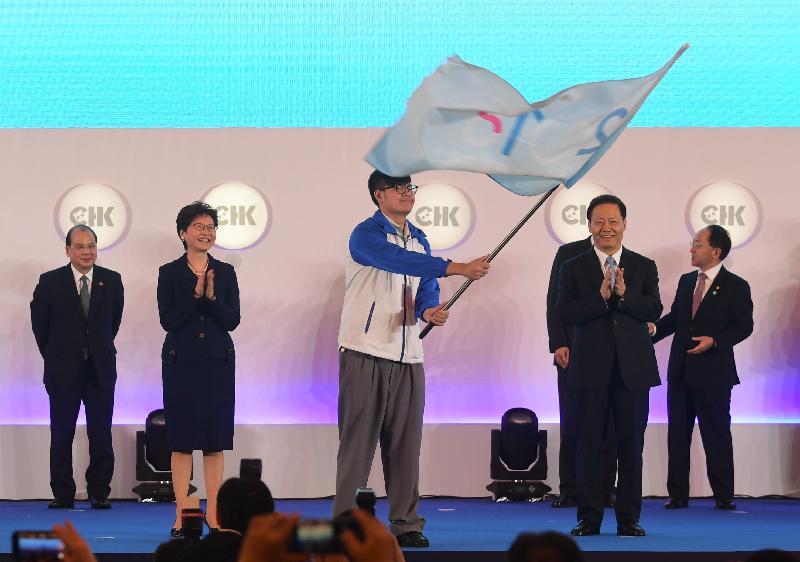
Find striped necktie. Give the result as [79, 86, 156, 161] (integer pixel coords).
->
[605, 255, 617, 290]
[691, 272, 707, 318]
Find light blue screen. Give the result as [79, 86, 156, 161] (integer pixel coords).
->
[1, 0, 798, 128]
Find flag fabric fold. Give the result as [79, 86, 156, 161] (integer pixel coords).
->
[366, 44, 688, 196]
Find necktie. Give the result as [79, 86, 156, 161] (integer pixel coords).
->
[605, 255, 617, 291]
[691, 272, 707, 318]
[80, 275, 90, 318]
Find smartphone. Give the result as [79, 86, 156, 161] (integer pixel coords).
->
[288, 518, 345, 554]
[12, 531, 64, 561]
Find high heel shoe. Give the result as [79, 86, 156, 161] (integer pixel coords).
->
[204, 517, 220, 534]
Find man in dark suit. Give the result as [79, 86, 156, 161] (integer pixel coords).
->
[31, 225, 124, 509]
[558, 195, 662, 537]
[651, 225, 753, 510]
[546, 236, 617, 508]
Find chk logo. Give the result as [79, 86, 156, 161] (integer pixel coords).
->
[55, 183, 130, 250]
[409, 183, 474, 251]
[686, 182, 761, 248]
[546, 182, 612, 244]
[204, 182, 271, 250]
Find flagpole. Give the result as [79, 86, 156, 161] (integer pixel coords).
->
[419, 184, 561, 339]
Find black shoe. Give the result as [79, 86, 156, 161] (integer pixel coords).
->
[48, 499, 74, 509]
[551, 494, 577, 508]
[604, 493, 616, 508]
[570, 520, 600, 536]
[714, 498, 736, 510]
[664, 498, 689, 509]
[90, 497, 111, 509]
[204, 517, 220, 534]
[617, 522, 646, 536]
[396, 531, 430, 548]
[170, 528, 183, 538]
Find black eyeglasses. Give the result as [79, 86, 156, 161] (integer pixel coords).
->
[190, 223, 218, 232]
[379, 184, 418, 195]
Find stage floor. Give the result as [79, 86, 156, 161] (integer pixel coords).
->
[1, 498, 798, 561]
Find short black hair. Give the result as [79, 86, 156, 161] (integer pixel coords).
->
[587, 194, 627, 221]
[368, 169, 411, 207]
[176, 201, 218, 250]
[65, 225, 98, 246]
[705, 224, 732, 260]
[217, 477, 275, 534]
[745, 549, 799, 562]
[508, 532, 583, 562]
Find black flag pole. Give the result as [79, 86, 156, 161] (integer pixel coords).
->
[419, 183, 561, 340]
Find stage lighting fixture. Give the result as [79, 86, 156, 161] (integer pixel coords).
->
[132, 409, 196, 501]
[486, 407, 551, 502]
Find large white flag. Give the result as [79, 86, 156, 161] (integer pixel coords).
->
[367, 44, 688, 196]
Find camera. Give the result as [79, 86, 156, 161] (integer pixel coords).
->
[288, 487, 376, 554]
[239, 458, 262, 481]
[12, 531, 64, 561]
[355, 487, 376, 516]
[181, 508, 204, 540]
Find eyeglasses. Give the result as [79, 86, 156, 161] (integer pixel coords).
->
[380, 184, 418, 195]
[191, 223, 218, 232]
[71, 244, 97, 251]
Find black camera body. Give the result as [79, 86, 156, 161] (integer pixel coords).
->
[288, 487, 376, 554]
[239, 458, 262, 481]
[181, 508, 204, 540]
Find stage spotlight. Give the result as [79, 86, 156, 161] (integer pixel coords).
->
[486, 407, 551, 502]
[132, 409, 196, 501]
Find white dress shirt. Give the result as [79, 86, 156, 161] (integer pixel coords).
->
[70, 265, 94, 296]
[696, 262, 723, 300]
[593, 245, 623, 275]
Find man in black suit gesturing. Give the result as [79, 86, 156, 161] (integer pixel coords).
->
[546, 235, 617, 508]
[31, 225, 124, 509]
[651, 225, 753, 511]
[558, 195, 662, 536]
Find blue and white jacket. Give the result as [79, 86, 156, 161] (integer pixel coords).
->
[338, 211, 449, 363]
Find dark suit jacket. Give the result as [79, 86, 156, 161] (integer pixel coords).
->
[30, 264, 124, 388]
[557, 247, 662, 390]
[653, 266, 753, 387]
[547, 236, 593, 353]
[157, 254, 240, 364]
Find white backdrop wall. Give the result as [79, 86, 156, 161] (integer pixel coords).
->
[1, 128, 798, 499]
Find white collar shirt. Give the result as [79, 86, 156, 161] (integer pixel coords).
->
[70, 265, 94, 296]
[696, 262, 723, 299]
[593, 245, 624, 274]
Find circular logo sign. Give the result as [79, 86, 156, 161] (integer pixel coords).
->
[686, 182, 761, 248]
[203, 182, 271, 250]
[409, 183, 474, 251]
[55, 183, 130, 250]
[546, 182, 612, 244]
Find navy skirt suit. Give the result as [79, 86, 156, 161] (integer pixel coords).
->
[157, 254, 240, 452]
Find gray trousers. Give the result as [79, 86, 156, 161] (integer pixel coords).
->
[333, 348, 426, 536]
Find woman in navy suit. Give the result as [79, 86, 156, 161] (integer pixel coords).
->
[157, 201, 240, 535]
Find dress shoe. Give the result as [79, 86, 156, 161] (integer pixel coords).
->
[396, 531, 430, 548]
[714, 498, 736, 510]
[664, 498, 689, 509]
[604, 493, 616, 508]
[551, 494, 577, 508]
[48, 499, 74, 509]
[90, 497, 112, 509]
[617, 522, 646, 536]
[570, 520, 600, 536]
[170, 527, 183, 538]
